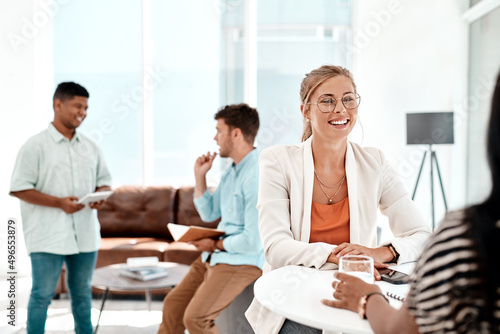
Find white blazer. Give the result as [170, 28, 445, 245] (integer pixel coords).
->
[246, 137, 432, 334]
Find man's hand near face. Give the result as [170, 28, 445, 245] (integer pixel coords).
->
[194, 152, 217, 198]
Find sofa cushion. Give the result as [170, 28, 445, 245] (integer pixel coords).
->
[96, 237, 170, 268]
[176, 186, 220, 228]
[98, 186, 176, 238]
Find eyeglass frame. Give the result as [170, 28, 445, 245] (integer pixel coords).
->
[305, 93, 361, 113]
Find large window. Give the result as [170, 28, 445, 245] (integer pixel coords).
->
[53, 0, 353, 186]
[53, 0, 143, 186]
[256, 0, 352, 147]
[151, 0, 221, 186]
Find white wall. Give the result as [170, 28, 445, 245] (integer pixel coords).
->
[352, 0, 468, 232]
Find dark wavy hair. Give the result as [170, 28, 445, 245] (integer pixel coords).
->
[214, 103, 259, 145]
[465, 70, 500, 329]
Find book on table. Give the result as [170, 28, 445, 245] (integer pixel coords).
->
[119, 265, 168, 281]
[119, 256, 168, 281]
[167, 223, 225, 243]
[126, 256, 159, 270]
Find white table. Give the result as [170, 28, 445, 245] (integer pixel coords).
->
[254, 264, 413, 334]
[91, 262, 190, 333]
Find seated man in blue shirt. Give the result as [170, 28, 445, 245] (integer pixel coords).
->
[158, 103, 264, 334]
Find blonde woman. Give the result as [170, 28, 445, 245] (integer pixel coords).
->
[246, 65, 432, 333]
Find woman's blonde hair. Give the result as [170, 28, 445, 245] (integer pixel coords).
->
[300, 65, 357, 141]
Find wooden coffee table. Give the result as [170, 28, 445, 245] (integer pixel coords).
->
[91, 262, 190, 333]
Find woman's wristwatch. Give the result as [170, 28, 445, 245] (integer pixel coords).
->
[387, 244, 399, 263]
[358, 292, 389, 319]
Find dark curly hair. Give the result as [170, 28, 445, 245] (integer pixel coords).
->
[53, 82, 89, 102]
[214, 103, 259, 145]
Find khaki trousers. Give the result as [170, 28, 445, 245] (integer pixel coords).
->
[157, 255, 262, 334]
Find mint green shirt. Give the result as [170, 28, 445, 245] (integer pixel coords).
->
[10, 123, 112, 255]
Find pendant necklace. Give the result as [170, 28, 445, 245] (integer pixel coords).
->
[314, 171, 345, 203]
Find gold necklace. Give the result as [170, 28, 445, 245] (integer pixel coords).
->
[314, 172, 345, 203]
[314, 170, 345, 188]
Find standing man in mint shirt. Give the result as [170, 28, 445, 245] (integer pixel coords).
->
[158, 103, 264, 334]
[10, 82, 111, 334]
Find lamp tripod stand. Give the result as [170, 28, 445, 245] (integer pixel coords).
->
[411, 144, 448, 231]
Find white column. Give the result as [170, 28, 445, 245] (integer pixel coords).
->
[244, 0, 257, 107]
[142, 0, 154, 186]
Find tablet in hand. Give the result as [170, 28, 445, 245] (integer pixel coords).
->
[77, 191, 114, 205]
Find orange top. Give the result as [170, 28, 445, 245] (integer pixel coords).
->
[309, 196, 350, 245]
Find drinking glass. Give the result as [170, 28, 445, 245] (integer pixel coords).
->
[338, 255, 374, 284]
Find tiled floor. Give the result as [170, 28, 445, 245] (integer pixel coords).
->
[0, 277, 165, 334]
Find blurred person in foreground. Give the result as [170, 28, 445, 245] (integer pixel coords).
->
[323, 70, 500, 333]
[245, 65, 432, 333]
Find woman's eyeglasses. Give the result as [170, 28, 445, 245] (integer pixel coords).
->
[306, 93, 361, 113]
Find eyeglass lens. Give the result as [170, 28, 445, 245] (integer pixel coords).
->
[317, 93, 359, 112]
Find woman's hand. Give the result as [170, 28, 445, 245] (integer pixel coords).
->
[373, 262, 389, 281]
[327, 248, 389, 280]
[331, 243, 390, 280]
[333, 243, 394, 263]
[326, 251, 340, 264]
[322, 272, 382, 313]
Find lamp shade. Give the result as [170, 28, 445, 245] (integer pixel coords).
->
[406, 112, 454, 145]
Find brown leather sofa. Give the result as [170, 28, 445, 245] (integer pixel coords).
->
[96, 185, 219, 269]
[55, 185, 219, 295]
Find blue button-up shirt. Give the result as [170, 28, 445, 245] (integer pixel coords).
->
[10, 123, 112, 255]
[194, 149, 264, 269]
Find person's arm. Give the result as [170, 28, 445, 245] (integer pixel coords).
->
[322, 272, 421, 334]
[365, 298, 420, 334]
[328, 149, 429, 264]
[10, 189, 84, 214]
[194, 152, 217, 199]
[258, 148, 335, 269]
[377, 150, 432, 264]
[193, 184, 222, 223]
[332, 243, 396, 263]
[192, 152, 222, 222]
[221, 175, 262, 254]
[10, 142, 84, 214]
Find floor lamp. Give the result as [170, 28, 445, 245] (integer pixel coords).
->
[406, 112, 454, 231]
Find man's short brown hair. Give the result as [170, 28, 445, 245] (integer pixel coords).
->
[214, 104, 259, 145]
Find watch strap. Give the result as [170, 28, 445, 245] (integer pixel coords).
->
[387, 244, 400, 263]
[358, 291, 389, 319]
